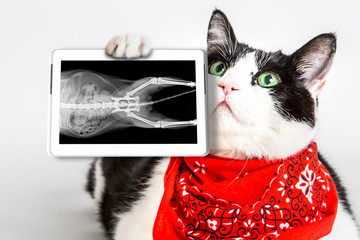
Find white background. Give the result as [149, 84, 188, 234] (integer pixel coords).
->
[0, 0, 359, 239]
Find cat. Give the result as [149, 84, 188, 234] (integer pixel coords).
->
[86, 9, 359, 239]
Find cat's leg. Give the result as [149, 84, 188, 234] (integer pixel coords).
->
[123, 77, 195, 97]
[86, 158, 110, 235]
[157, 77, 196, 87]
[86, 157, 167, 240]
[86, 158, 105, 203]
[126, 112, 197, 128]
[321, 203, 360, 239]
[111, 157, 169, 240]
[85, 159, 96, 198]
[106, 34, 150, 58]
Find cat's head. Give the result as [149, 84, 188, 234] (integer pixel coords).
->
[207, 10, 336, 160]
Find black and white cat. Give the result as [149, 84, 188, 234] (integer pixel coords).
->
[86, 10, 359, 239]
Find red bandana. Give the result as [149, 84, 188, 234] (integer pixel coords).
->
[153, 142, 338, 240]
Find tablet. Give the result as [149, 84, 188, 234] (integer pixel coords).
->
[48, 49, 208, 157]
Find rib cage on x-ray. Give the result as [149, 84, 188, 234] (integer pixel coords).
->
[59, 61, 198, 144]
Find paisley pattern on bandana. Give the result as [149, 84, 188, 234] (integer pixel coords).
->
[153, 143, 338, 240]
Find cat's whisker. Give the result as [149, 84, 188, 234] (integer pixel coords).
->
[224, 159, 248, 190]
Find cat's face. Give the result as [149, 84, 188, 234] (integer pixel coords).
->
[207, 10, 336, 160]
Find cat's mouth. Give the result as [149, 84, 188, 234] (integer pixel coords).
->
[214, 101, 234, 115]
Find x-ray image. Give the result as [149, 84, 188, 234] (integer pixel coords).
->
[60, 61, 197, 144]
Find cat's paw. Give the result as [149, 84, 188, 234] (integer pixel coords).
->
[105, 34, 151, 58]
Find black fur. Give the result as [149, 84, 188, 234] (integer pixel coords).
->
[86, 157, 162, 239]
[86, 160, 96, 198]
[318, 152, 354, 216]
[253, 49, 317, 127]
[319, 152, 360, 234]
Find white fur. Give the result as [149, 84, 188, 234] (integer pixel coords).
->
[321, 203, 359, 239]
[208, 52, 317, 160]
[94, 158, 105, 205]
[105, 34, 150, 58]
[112, 158, 169, 240]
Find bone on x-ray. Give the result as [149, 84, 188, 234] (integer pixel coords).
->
[60, 71, 197, 138]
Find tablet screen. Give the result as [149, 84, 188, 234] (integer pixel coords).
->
[60, 60, 197, 144]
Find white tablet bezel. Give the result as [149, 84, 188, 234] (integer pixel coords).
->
[48, 49, 208, 157]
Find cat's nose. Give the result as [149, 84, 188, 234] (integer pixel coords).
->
[219, 79, 240, 95]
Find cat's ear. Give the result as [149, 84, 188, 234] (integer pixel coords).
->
[207, 9, 237, 53]
[291, 33, 336, 95]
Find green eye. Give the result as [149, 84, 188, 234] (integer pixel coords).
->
[210, 61, 227, 76]
[258, 72, 279, 87]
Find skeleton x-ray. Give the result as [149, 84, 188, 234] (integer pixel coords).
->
[60, 61, 197, 144]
